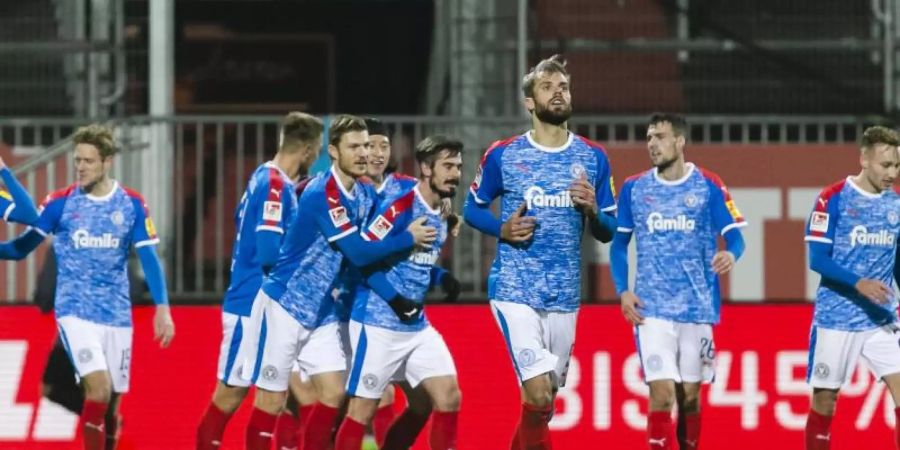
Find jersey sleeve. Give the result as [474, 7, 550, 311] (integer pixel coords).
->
[32, 193, 66, 236]
[615, 179, 635, 233]
[129, 195, 160, 248]
[593, 147, 617, 213]
[804, 188, 841, 244]
[704, 172, 747, 235]
[310, 179, 358, 242]
[254, 170, 291, 235]
[362, 191, 415, 242]
[468, 143, 504, 204]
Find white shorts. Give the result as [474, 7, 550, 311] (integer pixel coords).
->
[634, 317, 716, 384]
[216, 311, 260, 387]
[56, 316, 133, 393]
[807, 323, 900, 389]
[249, 294, 347, 392]
[489, 300, 577, 387]
[345, 320, 457, 400]
[290, 321, 352, 383]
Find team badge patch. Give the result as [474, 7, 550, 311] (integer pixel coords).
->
[78, 348, 93, 363]
[110, 210, 124, 225]
[263, 201, 283, 222]
[570, 163, 586, 179]
[684, 193, 698, 208]
[262, 365, 279, 381]
[814, 362, 830, 379]
[362, 373, 379, 390]
[888, 211, 899, 226]
[329, 206, 350, 227]
[517, 348, 536, 367]
[369, 215, 393, 240]
[646, 354, 663, 373]
[809, 211, 829, 233]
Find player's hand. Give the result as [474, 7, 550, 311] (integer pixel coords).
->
[153, 305, 175, 348]
[711, 251, 736, 274]
[569, 172, 597, 216]
[500, 202, 536, 243]
[855, 278, 892, 304]
[387, 295, 423, 323]
[447, 213, 461, 238]
[620, 291, 645, 325]
[0, 156, 6, 170]
[441, 273, 461, 302]
[407, 216, 437, 249]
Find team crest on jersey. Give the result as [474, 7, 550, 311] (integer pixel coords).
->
[370, 215, 393, 240]
[809, 212, 829, 233]
[110, 210, 124, 225]
[684, 193, 698, 208]
[362, 373, 379, 390]
[263, 201, 282, 222]
[888, 211, 899, 226]
[329, 206, 350, 227]
[570, 163, 586, 179]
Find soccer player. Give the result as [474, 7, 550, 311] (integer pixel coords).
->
[334, 134, 464, 450]
[803, 126, 900, 450]
[243, 114, 436, 450]
[196, 112, 323, 450]
[0, 124, 173, 450]
[610, 113, 747, 450]
[463, 54, 617, 449]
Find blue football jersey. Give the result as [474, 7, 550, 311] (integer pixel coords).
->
[261, 166, 376, 328]
[469, 132, 616, 312]
[805, 178, 900, 331]
[35, 182, 159, 327]
[222, 162, 297, 316]
[352, 184, 447, 331]
[334, 172, 419, 322]
[617, 164, 746, 324]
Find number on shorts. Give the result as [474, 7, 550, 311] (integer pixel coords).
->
[120, 348, 132, 372]
[700, 337, 715, 360]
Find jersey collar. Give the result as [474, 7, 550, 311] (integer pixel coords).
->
[83, 180, 119, 202]
[329, 165, 356, 199]
[525, 130, 574, 153]
[653, 162, 695, 186]
[846, 175, 884, 198]
[414, 183, 441, 215]
[264, 161, 293, 185]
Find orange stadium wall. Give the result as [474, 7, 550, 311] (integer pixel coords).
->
[0, 305, 895, 449]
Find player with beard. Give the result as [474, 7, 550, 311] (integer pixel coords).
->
[334, 135, 465, 450]
[611, 113, 747, 450]
[463, 54, 617, 449]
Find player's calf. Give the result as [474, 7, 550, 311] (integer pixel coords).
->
[520, 372, 555, 409]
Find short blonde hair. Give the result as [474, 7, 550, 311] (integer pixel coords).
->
[73, 124, 116, 159]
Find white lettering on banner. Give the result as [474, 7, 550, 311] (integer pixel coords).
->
[774, 351, 808, 430]
[709, 352, 768, 429]
[593, 352, 611, 429]
[550, 358, 581, 430]
[0, 342, 33, 439]
[622, 354, 650, 429]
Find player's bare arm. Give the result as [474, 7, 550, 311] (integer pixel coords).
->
[620, 291, 645, 325]
[500, 202, 536, 243]
[711, 251, 736, 274]
[153, 304, 175, 348]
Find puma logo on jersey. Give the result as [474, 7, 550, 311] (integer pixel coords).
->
[646, 212, 696, 233]
[818, 198, 827, 207]
[327, 196, 340, 205]
[270, 188, 281, 198]
[72, 229, 121, 249]
[849, 225, 894, 247]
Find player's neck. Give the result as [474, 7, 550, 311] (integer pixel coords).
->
[272, 152, 302, 180]
[657, 159, 688, 182]
[370, 173, 386, 188]
[416, 180, 442, 210]
[851, 172, 881, 194]
[332, 164, 357, 192]
[531, 121, 569, 148]
[82, 177, 114, 197]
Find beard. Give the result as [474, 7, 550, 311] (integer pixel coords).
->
[534, 100, 572, 126]
[431, 178, 459, 198]
[653, 153, 678, 172]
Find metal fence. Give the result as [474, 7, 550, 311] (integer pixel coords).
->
[0, 114, 879, 303]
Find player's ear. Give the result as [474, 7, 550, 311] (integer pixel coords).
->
[523, 97, 535, 114]
[328, 144, 339, 161]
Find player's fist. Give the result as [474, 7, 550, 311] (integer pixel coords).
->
[855, 278, 892, 304]
[620, 291, 645, 325]
[0, 156, 6, 170]
[153, 305, 175, 348]
[447, 213, 461, 238]
[441, 272, 461, 302]
[407, 216, 437, 249]
[569, 172, 597, 216]
[388, 295, 423, 323]
[711, 251, 736, 274]
[500, 202, 536, 243]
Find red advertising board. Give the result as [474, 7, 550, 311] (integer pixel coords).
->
[0, 304, 894, 449]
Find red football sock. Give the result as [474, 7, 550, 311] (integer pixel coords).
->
[429, 410, 458, 450]
[275, 410, 300, 450]
[105, 414, 121, 450]
[647, 411, 673, 449]
[381, 408, 430, 450]
[333, 417, 366, 450]
[518, 403, 552, 450]
[300, 403, 340, 450]
[296, 404, 314, 445]
[896, 407, 900, 450]
[81, 400, 108, 450]
[246, 408, 278, 450]
[805, 409, 832, 450]
[372, 404, 396, 448]
[677, 412, 701, 449]
[197, 404, 233, 450]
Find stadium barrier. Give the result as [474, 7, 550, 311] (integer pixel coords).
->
[0, 304, 894, 449]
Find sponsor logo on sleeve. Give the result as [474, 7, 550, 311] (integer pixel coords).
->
[809, 211, 829, 233]
[262, 201, 283, 222]
[369, 215, 393, 239]
[329, 206, 350, 227]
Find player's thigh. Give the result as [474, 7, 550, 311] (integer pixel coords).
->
[345, 321, 408, 400]
[807, 325, 867, 389]
[298, 321, 348, 378]
[545, 310, 578, 387]
[634, 317, 680, 383]
[102, 325, 133, 394]
[254, 300, 304, 393]
[236, 291, 274, 382]
[860, 324, 900, 392]
[676, 322, 716, 384]
[288, 369, 318, 405]
[217, 312, 255, 387]
[57, 316, 109, 385]
[405, 327, 459, 409]
[490, 300, 557, 384]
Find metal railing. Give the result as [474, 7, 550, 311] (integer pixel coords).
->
[0, 114, 878, 302]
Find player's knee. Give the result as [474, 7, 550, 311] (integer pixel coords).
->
[648, 383, 676, 411]
[379, 385, 396, 407]
[254, 390, 287, 414]
[317, 384, 345, 408]
[812, 389, 838, 415]
[213, 385, 248, 414]
[679, 394, 700, 413]
[82, 380, 112, 403]
[432, 385, 461, 412]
